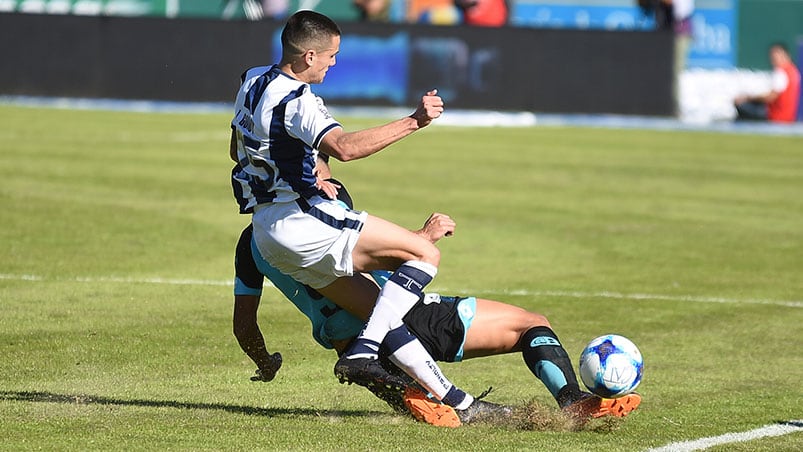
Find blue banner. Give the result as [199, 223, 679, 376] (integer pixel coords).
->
[511, 1, 656, 30]
[688, 2, 737, 69]
[511, 0, 736, 69]
[272, 31, 410, 104]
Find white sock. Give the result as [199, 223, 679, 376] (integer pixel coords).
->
[352, 261, 437, 354]
[384, 325, 474, 409]
[388, 338, 452, 399]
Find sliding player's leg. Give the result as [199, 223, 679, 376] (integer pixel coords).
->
[463, 299, 585, 408]
[464, 298, 640, 419]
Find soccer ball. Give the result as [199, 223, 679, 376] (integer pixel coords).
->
[579, 334, 643, 398]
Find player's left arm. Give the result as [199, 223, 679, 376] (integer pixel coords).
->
[313, 155, 340, 200]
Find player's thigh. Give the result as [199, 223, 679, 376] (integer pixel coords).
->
[253, 201, 366, 288]
[316, 273, 381, 321]
[351, 214, 440, 271]
[462, 298, 550, 359]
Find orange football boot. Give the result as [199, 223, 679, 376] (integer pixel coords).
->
[402, 387, 462, 428]
[565, 392, 642, 419]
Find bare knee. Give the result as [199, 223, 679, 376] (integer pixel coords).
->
[419, 242, 441, 266]
[509, 312, 553, 352]
[512, 311, 552, 347]
[401, 237, 441, 267]
[522, 311, 551, 331]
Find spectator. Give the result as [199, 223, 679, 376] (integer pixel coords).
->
[239, 0, 287, 20]
[639, 0, 694, 116]
[667, 0, 694, 75]
[261, 0, 288, 19]
[353, 0, 391, 22]
[734, 43, 801, 123]
[638, 0, 673, 30]
[454, 0, 508, 27]
[412, 0, 462, 25]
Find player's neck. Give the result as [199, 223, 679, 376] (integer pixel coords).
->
[278, 61, 312, 84]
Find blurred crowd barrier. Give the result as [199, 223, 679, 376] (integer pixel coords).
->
[0, 12, 674, 115]
[3, 1, 800, 71]
[0, 0, 743, 70]
[3, 1, 800, 118]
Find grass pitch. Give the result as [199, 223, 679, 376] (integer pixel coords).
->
[1, 105, 801, 451]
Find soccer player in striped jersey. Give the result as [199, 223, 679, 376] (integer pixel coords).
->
[229, 10, 481, 415]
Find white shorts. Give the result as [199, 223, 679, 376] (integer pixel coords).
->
[251, 197, 368, 289]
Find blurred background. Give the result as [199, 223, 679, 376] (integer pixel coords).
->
[1, 0, 801, 123]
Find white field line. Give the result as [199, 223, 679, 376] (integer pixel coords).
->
[646, 420, 803, 452]
[497, 289, 803, 309]
[1, 273, 801, 308]
[0, 273, 232, 287]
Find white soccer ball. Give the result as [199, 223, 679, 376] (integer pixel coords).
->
[579, 334, 643, 398]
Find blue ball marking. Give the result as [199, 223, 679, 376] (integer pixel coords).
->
[594, 339, 617, 364]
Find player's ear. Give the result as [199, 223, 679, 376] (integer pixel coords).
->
[304, 49, 316, 66]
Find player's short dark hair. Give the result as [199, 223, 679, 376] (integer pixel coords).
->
[281, 10, 341, 57]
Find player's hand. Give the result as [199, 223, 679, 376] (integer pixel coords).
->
[411, 89, 444, 129]
[417, 212, 455, 243]
[250, 352, 283, 382]
[316, 178, 340, 200]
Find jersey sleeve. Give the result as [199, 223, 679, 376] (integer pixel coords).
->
[285, 91, 341, 149]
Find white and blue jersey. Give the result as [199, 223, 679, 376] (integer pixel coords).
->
[231, 65, 341, 214]
[231, 66, 363, 289]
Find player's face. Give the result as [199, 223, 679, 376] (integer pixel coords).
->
[769, 47, 785, 67]
[308, 35, 340, 84]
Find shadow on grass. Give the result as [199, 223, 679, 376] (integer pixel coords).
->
[0, 390, 382, 419]
[2, 390, 658, 431]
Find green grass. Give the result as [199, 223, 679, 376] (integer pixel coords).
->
[1, 105, 801, 451]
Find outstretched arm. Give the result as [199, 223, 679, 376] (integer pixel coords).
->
[318, 90, 443, 162]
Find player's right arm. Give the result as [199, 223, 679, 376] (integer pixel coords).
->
[318, 90, 443, 162]
[233, 294, 283, 382]
[233, 225, 282, 381]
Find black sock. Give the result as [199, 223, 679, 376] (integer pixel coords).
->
[520, 326, 584, 408]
